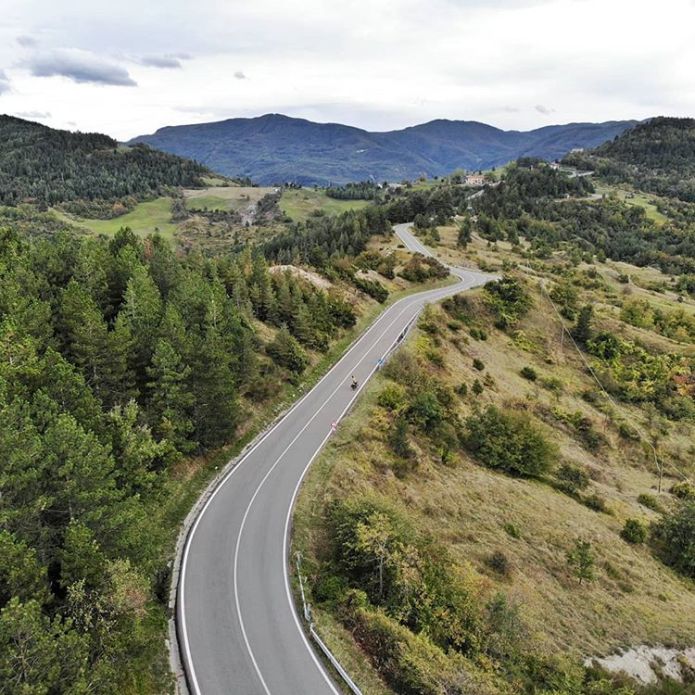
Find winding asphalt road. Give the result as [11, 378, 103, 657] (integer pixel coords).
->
[177, 223, 494, 694]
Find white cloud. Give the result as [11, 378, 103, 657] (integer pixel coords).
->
[0, 69, 10, 94]
[24, 48, 136, 86]
[0, 0, 692, 139]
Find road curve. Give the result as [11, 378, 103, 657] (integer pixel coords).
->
[178, 223, 494, 694]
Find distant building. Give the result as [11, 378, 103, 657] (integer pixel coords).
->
[549, 162, 560, 170]
[464, 174, 486, 186]
[570, 147, 584, 154]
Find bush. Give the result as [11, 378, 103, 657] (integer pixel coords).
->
[378, 383, 407, 411]
[670, 481, 695, 501]
[463, 406, 556, 478]
[520, 366, 537, 381]
[472, 379, 484, 395]
[583, 493, 608, 514]
[637, 493, 662, 512]
[651, 501, 695, 579]
[353, 275, 389, 303]
[486, 551, 512, 577]
[350, 607, 495, 695]
[473, 358, 485, 371]
[483, 276, 532, 329]
[555, 463, 590, 494]
[388, 415, 414, 461]
[617, 422, 640, 441]
[621, 518, 648, 544]
[503, 522, 521, 539]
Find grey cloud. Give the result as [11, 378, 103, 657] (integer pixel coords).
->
[26, 49, 136, 86]
[535, 104, 555, 115]
[0, 70, 10, 94]
[139, 54, 185, 69]
[17, 35, 38, 47]
[234, 70, 246, 80]
[15, 110, 51, 120]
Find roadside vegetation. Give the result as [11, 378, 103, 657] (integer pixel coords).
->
[294, 126, 695, 694]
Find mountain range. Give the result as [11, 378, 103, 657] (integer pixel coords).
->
[130, 114, 638, 185]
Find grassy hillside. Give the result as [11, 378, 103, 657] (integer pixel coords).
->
[294, 225, 695, 694]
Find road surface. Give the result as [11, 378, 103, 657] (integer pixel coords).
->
[178, 223, 494, 694]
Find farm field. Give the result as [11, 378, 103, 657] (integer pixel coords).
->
[56, 197, 179, 239]
[183, 185, 276, 211]
[279, 188, 371, 221]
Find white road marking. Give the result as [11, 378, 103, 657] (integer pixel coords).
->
[179, 221, 493, 694]
[179, 276, 466, 693]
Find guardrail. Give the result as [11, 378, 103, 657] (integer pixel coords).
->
[295, 553, 363, 695]
[291, 312, 423, 695]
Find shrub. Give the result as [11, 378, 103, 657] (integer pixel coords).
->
[378, 383, 407, 411]
[651, 501, 695, 579]
[349, 607, 495, 695]
[555, 463, 589, 494]
[472, 379, 484, 395]
[620, 518, 647, 544]
[408, 390, 445, 433]
[388, 415, 414, 461]
[483, 276, 532, 329]
[637, 493, 662, 512]
[353, 275, 389, 303]
[463, 406, 556, 478]
[520, 366, 537, 381]
[583, 493, 608, 514]
[617, 422, 640, 441]
[470, 327, 488, 340]
[486, 551, 512, 577]
[473, 358, 485, 371]
[670, 481, 695, 501]
[503, 522, 521, 539]
[313, 572, 348, 604]
[541, 377, 564, 394]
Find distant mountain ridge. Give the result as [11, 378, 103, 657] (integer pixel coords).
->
[129, 113, 638, 185]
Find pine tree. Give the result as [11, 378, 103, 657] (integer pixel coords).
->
[121, 264, 163, 387]
[146, 339, 196, 454]
[573, 304, 594, 345]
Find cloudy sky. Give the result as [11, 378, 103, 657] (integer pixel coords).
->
[1, 0, 693, 140]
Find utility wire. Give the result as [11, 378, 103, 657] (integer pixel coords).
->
[539, 280, 691, 490]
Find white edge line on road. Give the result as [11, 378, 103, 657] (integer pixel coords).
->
[178, 275, 459, 694]
[232, 298, 431, 694]
[179, 221, 493, 694]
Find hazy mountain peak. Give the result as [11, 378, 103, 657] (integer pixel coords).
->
[130, 113, 638, 185]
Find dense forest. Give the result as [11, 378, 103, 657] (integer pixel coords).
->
[0, 116, 209, 209]
[0, 222, 388, 692]
[565, 117, 695, 202]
